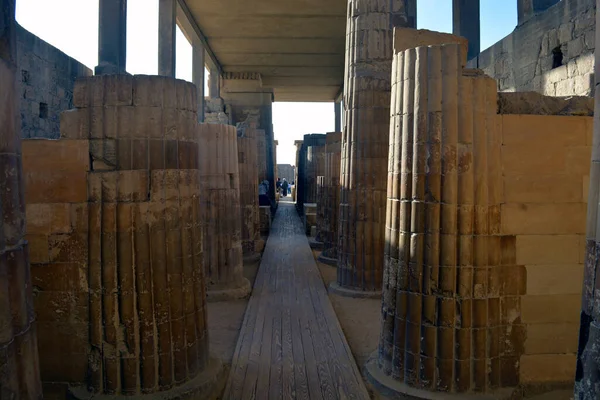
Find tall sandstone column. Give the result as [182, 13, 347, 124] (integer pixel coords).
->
[199, 124, 251, 301]
[237, 128, 262, 260]
[575, 0, 600, 396]
[23, 75, 220, 398]
[335, 0, 416, 296]
[303, 134, 326, 205]
[317, 132, 342, 265]
[0, 0, 43, 397]
[367, 30, 520, 396]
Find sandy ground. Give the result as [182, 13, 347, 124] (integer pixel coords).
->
[206, 258, 260, 399]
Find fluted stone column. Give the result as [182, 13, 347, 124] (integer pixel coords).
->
[317, 132, 342, 266]
[334, 0, 416, 297]
[296, 141, 307, 213]
[293, 140, 303, 202]
[0, 0, 43, 397]
[303, 134, 326, 205]
[366, 30, 520, 397]
[575, 0, 600, 396]
[24, 75, 221, 398]
[237, 128, 262, 261]
[199, 124, 251, 301]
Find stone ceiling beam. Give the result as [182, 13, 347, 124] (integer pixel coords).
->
[177, 0, 223, 76]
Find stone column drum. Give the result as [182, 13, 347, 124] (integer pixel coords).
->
[293, 140, 303, 203]
[23, 75, 221, 398]
[303, 134, 326, 204]
[0, 0, 43, 397]
[199, 123, 251, 301]
[317, 132, 342, 266]
[237, 127, 262, 260]
[296, 141, 307, 214]
[575, 0, 600, 395]
[367, 32, 520, 396]
[335, 0, 416, 297]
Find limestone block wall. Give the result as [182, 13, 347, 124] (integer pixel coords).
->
[237, 128, 260, 255]
[468, 0, 595, 97]
[498, 113, 592, 386]
[23, 75, 213, 397]
[198, 123, 249, 299]
[0, 4, 43, 396]
[16, 24, 92, 139]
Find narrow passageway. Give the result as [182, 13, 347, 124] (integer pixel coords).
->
[223, 200, 370, 400]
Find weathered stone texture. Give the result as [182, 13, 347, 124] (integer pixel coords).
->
[199, 123, 250, 299]
[500, 114, 591, 389]
[16, 25, 92, 139]
[0, 0, 43, 397]
[303, 134, 326, 205]
[237, 128, 260, 255]
[221, 73, 276, 201]
[574, 0, 600, 396]
[316, 132, 342, 259]
[337, 0, 415, 294]
[23, 75, 217, 398]
[377, 38, 515, 393]
[373, 28, 593, 397]
[469, 0, 596, 97]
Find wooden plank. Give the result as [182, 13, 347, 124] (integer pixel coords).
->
[223, 201, 371, 400]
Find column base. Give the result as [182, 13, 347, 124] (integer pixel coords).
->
[207, 277, 252, 302]
[94, 62, 127, 75]
[243, 252, 262, 264]
[328, 282, 382, 299]
[68, 356, 225, 400]
[317, 249, 337, 266]
[308, 237, 324, 250]
[365, 354, 516, 400]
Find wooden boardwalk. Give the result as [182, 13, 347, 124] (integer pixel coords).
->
[222, 200, 370, 400]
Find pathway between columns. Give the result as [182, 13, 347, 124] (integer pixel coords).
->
[222, 200, 370, 400]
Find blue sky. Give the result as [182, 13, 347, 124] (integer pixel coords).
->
[16, 0, 516, 165]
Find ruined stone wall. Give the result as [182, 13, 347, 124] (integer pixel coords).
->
[0, 1, 43, 397]
[468, 0, 595, 97]
[23, 75, 214, 397]
[499, 113, 591, 387]
[204, 97, 231, 125]
[277, 164, 294, 183]
[16, 25, 92, 139]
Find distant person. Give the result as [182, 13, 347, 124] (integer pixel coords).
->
[276, 177, 282, 195]
[259, 180, 270, 206]
[282, 179, 289, 197]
